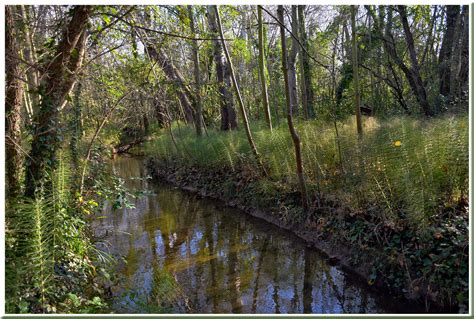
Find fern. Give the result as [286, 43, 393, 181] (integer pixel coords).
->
[8, 187, 56, 312]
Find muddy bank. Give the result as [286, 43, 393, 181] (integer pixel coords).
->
[146, 157, 466, 313]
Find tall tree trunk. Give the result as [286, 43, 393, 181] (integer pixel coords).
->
[207, 6, 238, 130]
[457, 5, 469, 98]
[257, 6, 272, 131]
[6, 6, 24, 198]
[188, 6, 203, 136]
[438, 5, 460, 97]
[214, 6, 267, 176]
[25, 5, 92, 197]
[351, 5, 363, 137]
[450, 5, 468, 101]
[278, 5, 308, 210]
[298, 5, 314, 119]
[449, 6, 462, 99]
[288, 6, 299, 117]
[398, 5, 432, 116]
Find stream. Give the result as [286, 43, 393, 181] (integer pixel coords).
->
[93, 156, 419, 314]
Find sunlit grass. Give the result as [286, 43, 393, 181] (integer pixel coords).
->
[144, 114, 468, 229]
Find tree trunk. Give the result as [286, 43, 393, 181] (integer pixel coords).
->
[288, 6, 299, 117]
[457, 5, 469, 98]
[398, 5, 432, 116]
[154, 96, 168, 128]
[298, 5, 314, 119]
[6, 5, 24, 198]
[70, 81, 83, 175]
[438, 5, 460, 97]
[207, 6, 238, 130]
[188, 6, 203, 136]
[146, 46, 195, 124]
[278, 5, 308, 210]
[351, 5, 363, 137]
[214, 6, 267, 176]
[18, 5, 39, 118]
[25, 5, 92, 197]
[257, 6, 272, 131]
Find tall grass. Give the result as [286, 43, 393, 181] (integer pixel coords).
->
[144, 114, 468, 228]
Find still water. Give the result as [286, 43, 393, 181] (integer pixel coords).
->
[93, 157, 408, 314]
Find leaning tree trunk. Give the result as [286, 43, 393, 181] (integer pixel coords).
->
[188, 6, 203, 136]
[351, 5, 363, 137]
[207, 6, 238, 131]
[278, 5, 308, 210]
[6, 6, 24, 198]
[25, 5, 92, 197]
[214, 6, 267, 176]
[257, 6, 272, 131]
[145, 46, 195, 124]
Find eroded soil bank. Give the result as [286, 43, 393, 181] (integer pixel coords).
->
[147, 157, 468, 314]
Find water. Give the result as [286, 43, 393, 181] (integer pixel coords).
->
[93, 157, 413, 314]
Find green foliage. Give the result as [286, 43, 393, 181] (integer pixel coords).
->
[5, 152, 107, 313]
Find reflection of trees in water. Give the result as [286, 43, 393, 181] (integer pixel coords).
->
[227, 224, 243, 313]
[203, 210, 219, 312]
[98, 158, 386, 314]
[251, 235, 269, 312]
[303, 247, 313, 313]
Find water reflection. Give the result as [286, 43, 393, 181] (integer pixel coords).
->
[94, 157, 396, 314]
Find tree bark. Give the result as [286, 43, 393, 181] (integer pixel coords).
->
[214, 6, 267, 176]
[288, 6, 299, 117]
[207, 6, 238, 130]
[438, 5, 460, 97]
[257, 6, 272, 131]
[298, 5, 314, 119]
[278, 5, 308, 210]
[188, 6, 203, 136]
[351, 5, 363, 137]
[25, 5, 92, 197]
[6, 5, 24, 198]
[457, 5, 469, 98]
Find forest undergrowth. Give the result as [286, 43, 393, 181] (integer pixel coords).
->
[5, 149, 124, 313]
[145, 113, 469, 311]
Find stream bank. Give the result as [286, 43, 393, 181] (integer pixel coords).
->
[147, 156, 467, 313]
